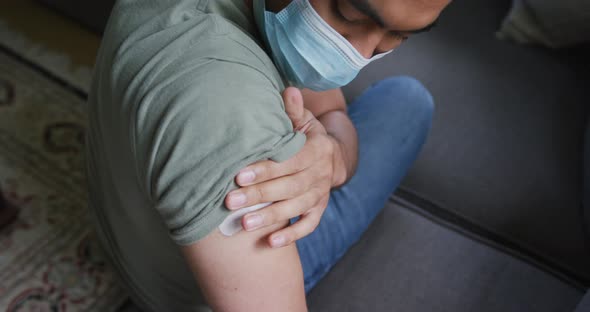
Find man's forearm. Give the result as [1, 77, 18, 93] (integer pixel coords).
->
[317, 109, 358, 188]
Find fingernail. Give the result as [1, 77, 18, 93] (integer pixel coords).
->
[271, 235, 286, 248]
[244, 214, 263, 231]
[237, 170, 256, 184]
[228, 192, 247, 208]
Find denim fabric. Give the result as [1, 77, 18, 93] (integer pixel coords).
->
[290, 76, 435, 293]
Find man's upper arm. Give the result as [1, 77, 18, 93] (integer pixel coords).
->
[135, 61, 308, 310]
[180, 220, 308, 312]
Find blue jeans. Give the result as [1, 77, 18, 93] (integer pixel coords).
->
[291, 76, 435, 294]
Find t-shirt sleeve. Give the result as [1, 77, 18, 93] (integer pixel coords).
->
[133, 60, 306, 245]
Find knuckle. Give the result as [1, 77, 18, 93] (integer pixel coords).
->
[287, 179, 300, 196]
[304, 191, 316, 208]
[258, 162, 272, 179]
[285, 235, 296, 246]
[321, 166, 333, 180]
[310, 188, 324, 205]
[316, 165, 331, 181]
[273, 201, 293, 223]
[262, 210, 276, 226]
[290, 175, 306, 196]
[255, 186, 266, 202]
[320, 147, 334, 167]
[294, 152, 308, 172]
[280, 230, 294, 244]
[274, 202, 292, 222]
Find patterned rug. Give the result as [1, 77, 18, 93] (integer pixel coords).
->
[0, 45, 128, 311]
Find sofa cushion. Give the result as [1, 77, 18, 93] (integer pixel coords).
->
[497, 0, 590, 48]
[343, 0, 590, 283]
[307, 199, 584, 312]
[36, 0, 115, 34]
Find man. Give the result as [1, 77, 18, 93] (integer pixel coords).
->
[86, 0, 450, 311]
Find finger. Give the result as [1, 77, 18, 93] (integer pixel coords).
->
[228, 169, 319, 210]
[240, 187, 324, 231]
[267, 208, 323, 248]
[282, 87, 306, 128]
[235, 140, 320, 186]
[283, 87, 320, 134]
[297, 116, 327, 136]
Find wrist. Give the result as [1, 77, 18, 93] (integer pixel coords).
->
[327, 135, 348, 188]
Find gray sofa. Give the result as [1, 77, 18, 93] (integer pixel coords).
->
[38, 0, 590, 310]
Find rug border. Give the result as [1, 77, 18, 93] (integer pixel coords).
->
[0, 44, 88, 100]
[0, 18, 92, 95]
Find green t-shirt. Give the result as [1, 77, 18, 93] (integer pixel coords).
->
[85, 0, 305, 310]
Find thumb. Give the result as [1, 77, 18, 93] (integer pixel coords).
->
[283, 87, 306, 129]
[283, 87, 326, 135]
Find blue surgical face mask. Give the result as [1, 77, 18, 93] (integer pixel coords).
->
[253, 0, 392, 91]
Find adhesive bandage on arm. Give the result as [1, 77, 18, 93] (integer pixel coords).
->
[218, 202, 274, 236]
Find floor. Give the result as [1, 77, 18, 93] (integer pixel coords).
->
[0, 2, 132, 310]
[0, 0, 100, 68]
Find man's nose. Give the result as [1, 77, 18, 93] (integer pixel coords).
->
[347, 29, 387, 59]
